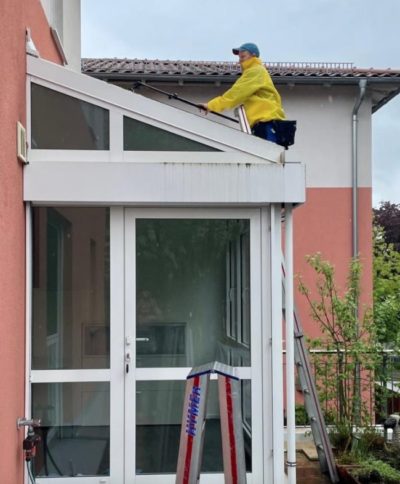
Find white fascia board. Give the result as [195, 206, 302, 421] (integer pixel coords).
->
[27, 150, 278, 164]
[27, 56, 283, 163]
[24, 160, 305, 205]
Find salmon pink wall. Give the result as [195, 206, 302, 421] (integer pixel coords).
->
[0, 1, 61, 482]
[293, 187, 373, 340]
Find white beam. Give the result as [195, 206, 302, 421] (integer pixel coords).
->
[24, 160, 306, 205]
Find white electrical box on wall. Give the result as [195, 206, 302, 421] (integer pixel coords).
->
[17, 121, 28, 164]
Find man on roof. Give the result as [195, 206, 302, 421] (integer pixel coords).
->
[201, 43, 291, 146]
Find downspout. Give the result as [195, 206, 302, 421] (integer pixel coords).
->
[352, 78, 367, 258]
[351, 78, 367, 425]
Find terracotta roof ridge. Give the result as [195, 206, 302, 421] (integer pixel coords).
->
[81, 58, 400, 71]
[81, 58, 400, 78]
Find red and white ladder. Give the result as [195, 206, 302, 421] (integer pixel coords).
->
[175, 362, 247, 484]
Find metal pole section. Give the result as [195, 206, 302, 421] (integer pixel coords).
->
[133, 81, 239, 123]
[25, 202, 33, 484]
[271, 204, 285, 482]
[235, 106, 252, 134]
[351, 79, 367, 425]
[284, 204, 296, 483]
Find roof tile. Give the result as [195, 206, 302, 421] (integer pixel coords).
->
[81, 58, 400, 79]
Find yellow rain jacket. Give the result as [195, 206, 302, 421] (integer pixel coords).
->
[207, 57, 285, 128]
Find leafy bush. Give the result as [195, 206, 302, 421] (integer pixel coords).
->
[352, 458, 400, 483]
[295, 404, 309, 425]
[298, 254, 379, 446]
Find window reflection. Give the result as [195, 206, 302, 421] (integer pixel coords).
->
[31, 84, 109, 150]
[123, 116, 219, 151]
[32, 207, 110, 370]
[136, 219, 251, 368]
[32, 383, 110, 477]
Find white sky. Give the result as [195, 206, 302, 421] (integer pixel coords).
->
[81, 0, 400, 206]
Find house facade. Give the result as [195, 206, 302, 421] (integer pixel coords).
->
[1, 1, 66, 482]
[82, 58, 400, 342]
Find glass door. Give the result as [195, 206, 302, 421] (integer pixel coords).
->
[124, 209, 263, 484]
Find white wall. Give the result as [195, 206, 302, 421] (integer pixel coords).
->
[134, 83, 372, 188]
[41, 0, 81, 71]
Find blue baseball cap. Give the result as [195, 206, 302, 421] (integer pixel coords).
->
[232, 43, 260, 57]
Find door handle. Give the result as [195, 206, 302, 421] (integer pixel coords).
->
[136, 337, 150, 342]
[125, 352, 131, 373]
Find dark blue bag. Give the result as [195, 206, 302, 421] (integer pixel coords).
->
[272, 120, 297, 149]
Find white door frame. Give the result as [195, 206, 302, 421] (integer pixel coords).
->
[123, 207, 265, 484]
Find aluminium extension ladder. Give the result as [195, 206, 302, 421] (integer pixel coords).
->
[236, 106, 339, 483]
[281, 262, 339, 483]
[175, 362, 247, 484]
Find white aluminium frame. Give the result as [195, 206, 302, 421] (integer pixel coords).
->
[123, 207, 265, 484]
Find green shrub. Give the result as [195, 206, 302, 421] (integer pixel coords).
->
[352, 458, 400, 483]
[357, 428, 385, 455]
[295, 404, 309, 425]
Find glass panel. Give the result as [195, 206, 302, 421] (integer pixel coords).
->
[242, 380, 252, 431]
[123, 116, 219, 151]
[240, 231, 251, 348]
[228, 240, 238, 341]
[32, 382, 110, 477]
[31, 83, 109, 150]
[32, 207, 110, 369]
[135, 380, 252, 474]
[136, 219, 251, 368]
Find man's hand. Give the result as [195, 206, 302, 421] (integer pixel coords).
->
[199, 103, 209, 114]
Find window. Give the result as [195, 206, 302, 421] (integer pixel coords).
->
[31, 84, 110, 150]
[123, 116, 219, 151]
[226, 225, 251, 353]
[32, 207, 110, 370]
[136, 219, 250, 368]
[32, 382, 110, 477]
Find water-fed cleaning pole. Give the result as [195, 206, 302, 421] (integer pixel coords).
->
[132, 81, 239, 124]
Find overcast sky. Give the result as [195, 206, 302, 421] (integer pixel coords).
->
[81, 0, 400, 206]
